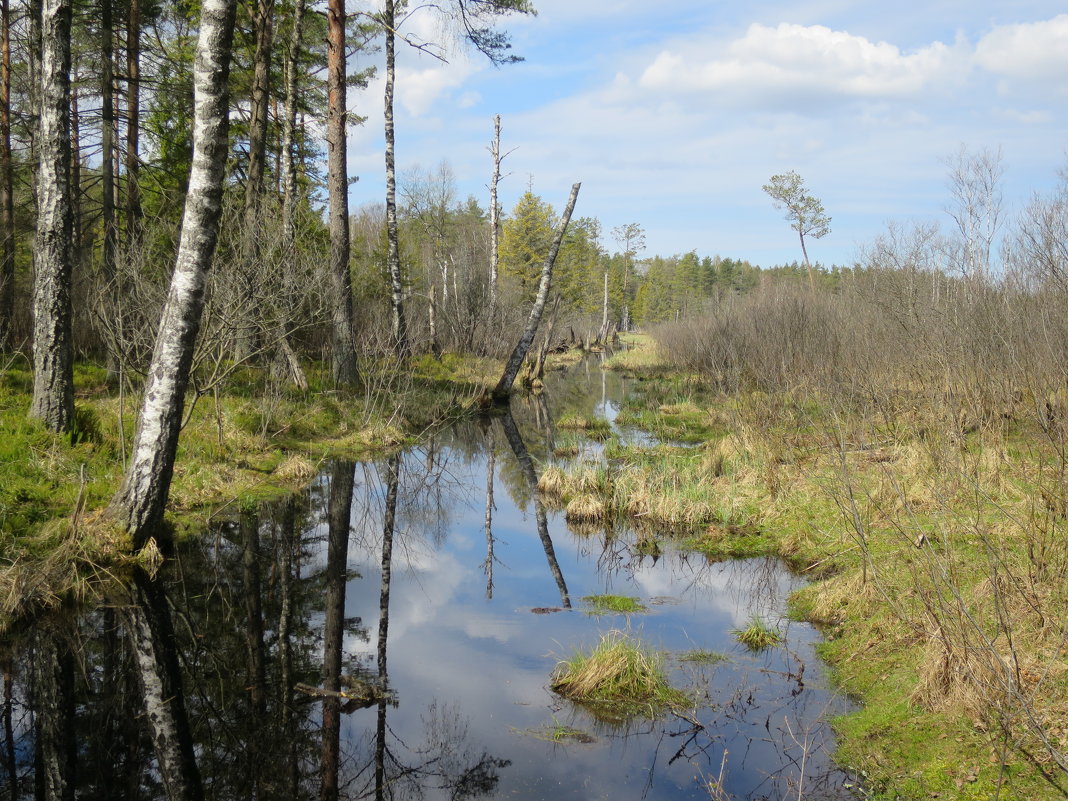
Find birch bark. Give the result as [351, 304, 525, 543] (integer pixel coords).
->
[488, 114, 501, 308]
[109, 0, 237, 543]
[29, 0, 74, 431]
[383, 0, 409, 358]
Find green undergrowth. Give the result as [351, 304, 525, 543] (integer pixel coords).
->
[547, 342, 1068, 799]
[0, 352, 499, 630]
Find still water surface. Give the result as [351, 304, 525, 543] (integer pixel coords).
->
[1, 360, 858, 800]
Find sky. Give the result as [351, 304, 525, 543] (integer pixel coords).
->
[343, 1, 1068, 267]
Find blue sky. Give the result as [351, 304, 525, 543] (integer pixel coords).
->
[345, 1, 1068, 267]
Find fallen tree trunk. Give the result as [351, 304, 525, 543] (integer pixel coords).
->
[492, 182, 580, 402]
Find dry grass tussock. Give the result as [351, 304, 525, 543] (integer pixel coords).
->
[565, 494, 606, 523]
[0, 512, 141, 636]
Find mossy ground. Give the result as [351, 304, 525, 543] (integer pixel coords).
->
[538, 334, 1068, 800]
[0, 352, 499, 631]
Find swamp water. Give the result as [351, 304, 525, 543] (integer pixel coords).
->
[2, 361, 859, 800]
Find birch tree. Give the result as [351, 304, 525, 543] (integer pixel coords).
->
[29, 0, 75, 431]
[109, 0, 238, 544]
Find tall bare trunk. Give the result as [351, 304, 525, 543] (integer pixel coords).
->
[100, 0, 116, 280]
[33, 627, 76, 801]
[279, 0, 304, 249]
[326, 0, 357, 384]
[597, 269, 609, 343]
[374, 454, 399, 799]
[109, 0, 237, 543]
[383, 0, 408, 357]
[268, 0, 308, 390]
[488, 114, 502, 308]
[29, 0, 74, 432]
[483, 449, 495, 599]
[492, 182, 580, 401]
[0, 0, 13, 348]
[125, 0, 141, 248]
[500, 412, 570, 607]
[320, 462, 353, 801]
[245, 0, 273, 206]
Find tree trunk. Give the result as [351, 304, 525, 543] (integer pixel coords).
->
[279, 0, 304, 249]
[0, 0, 13, 348]
[799, 229, 815, 289]
[271, 0, 308, 391]
[33, 627, 76, 801]
[597, 270, 609, 344]
[245, 0, 273, 206]
[383, 0, 409, 358]
[492, 182, 580, 402]
[100, 0, 116, 282]
[29, 0, 74, 432]
[123, 571, 203, 801]
[483, 448, 494, 599]
[500, 411, 570, 607]
[125, 0, 141, 249]
[320, 462, 354, 801]
[326, 0, 357, 384]
[488, 114, 501, 308]
[108, 0, 237, 544]
[373, 453, 399, 800]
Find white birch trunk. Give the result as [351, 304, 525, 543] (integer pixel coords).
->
[488, 114, 501, 307]
[110, 0, 237, 543]
[29, 0, 73, 431]
[383, 0, 409, 358]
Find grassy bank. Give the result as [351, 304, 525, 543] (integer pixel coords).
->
[0, 352, 499, 631]
[540, 333, 1068, 800]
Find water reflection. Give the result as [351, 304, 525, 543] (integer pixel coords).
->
[0, 360, 857, 801]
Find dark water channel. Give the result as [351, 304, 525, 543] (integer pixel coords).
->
[1, 360, 859, 801]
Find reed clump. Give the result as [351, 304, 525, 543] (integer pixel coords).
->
[551, 630, 687, 720]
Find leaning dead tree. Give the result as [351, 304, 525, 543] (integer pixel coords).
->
[108, 0, 237, 545]
[491, 182, 580, 402]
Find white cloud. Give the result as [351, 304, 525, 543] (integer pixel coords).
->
[975, 14, 1068, 80]
[396, 59, 479, 117]
[638, 22, 963, 100]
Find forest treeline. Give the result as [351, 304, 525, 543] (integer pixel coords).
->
[0, 0, 842, 370]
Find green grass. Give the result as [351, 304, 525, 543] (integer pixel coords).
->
[551, 630, 689, 721]
[732, 618, 783, 650]
[581, 594, 647, 615]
